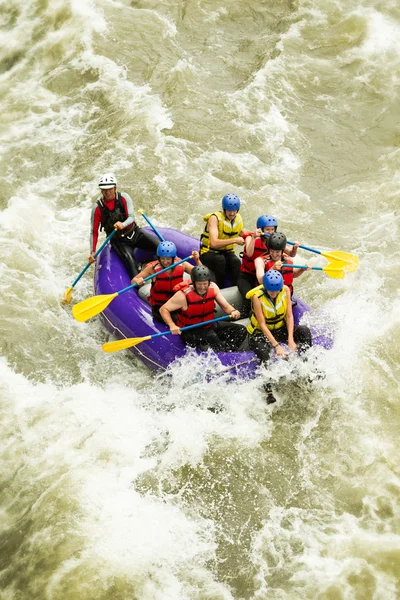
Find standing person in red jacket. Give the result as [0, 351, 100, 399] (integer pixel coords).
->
[131, 241, 201, 322]
[88, 173, 158, 278]
[160, 265, 246, 352]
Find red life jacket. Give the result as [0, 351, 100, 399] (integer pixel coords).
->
[240, 238, 269, 275]
[172, 280, 190, 293]
[264, 254, 294, 294]
[149, 261, 185, 306]
[177, 284, 216, 329]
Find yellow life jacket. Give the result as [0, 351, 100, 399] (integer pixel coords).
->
[200, 211, 243, 255]
[247, 287, 288, 334]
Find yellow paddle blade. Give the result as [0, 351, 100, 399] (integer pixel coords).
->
[321, 266, 345, 279]
[322, 250, 359, 272]
[72, 292, 118, 322]
[62, 286, 73, 304]
[102, 335, 152, 352]
[324, 257, 356, 273]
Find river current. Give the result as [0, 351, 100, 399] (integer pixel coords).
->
[0, 0, 399, 598]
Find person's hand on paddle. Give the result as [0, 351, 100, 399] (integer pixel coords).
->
[272, 260, 283, 271]
[230, 309, 241, 320]
[296, 263, 312, 273]
[169, 324, 181, 335]
[88, 252, 96, 264]
[235, 236, 245, 247]
[290, 242, 300, 257]
[131, 275, 144, 286]
[192, 250, 201, 265]
[114, 221, 125, 230]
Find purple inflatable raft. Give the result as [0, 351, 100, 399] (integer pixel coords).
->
[94, 227, 333, 379]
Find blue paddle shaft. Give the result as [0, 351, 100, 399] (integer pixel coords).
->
[261, 233, 322, 255]
[140, 212, 165, 242]
[282, 264, 321, 271]
[149, 314, 231, 341]
[71, 229, 117, 288]
[117, 255, 193, 296]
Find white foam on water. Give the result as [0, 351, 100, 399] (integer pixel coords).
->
[251, 506, 400, 598]
[0, 356, 241, 597]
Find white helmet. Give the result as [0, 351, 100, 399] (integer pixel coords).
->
[98, 173, 117, 189]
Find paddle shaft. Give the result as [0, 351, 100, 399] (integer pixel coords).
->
[146, 314, 232, 342]
[139, 211, 165, 242]
[71, 229, 117, 288]
[116, 255, 193, 296]
[262, 233, 333, 256]
[282, 263, 322, 271]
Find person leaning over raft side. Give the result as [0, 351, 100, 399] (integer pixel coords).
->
[88, 173, 159, 278]
[254, 232, 310, 296]
[131, 241, 202, 322]
[160, 265, 247, 352]
[199, 193, 248, 288]
[247, 270, 312, 404]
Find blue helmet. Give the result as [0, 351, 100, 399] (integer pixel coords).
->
[157, 241, 177, 258]
[263, 270, 283, 292]
[222, 193, 240, 211]
[256, 215, 278, 230]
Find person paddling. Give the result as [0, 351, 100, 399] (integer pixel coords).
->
[131, 241, 201, 322]
[160, 265, 246, 352]
[200, 194, 248, 288]
[247, 270, 312, 404]
[238, 215, 278, 317]
[255, 232, 310, 296]
[238, 216, 301, 316]
[89, 173, 158, 278]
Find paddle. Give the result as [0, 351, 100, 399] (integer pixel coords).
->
[262, 233, 358, 271]
[63, 229, 117, 304]
[137, 209, 165, 242]
[102, 315, 232, 353]
[282, 264, 346, 279]
[246, 261, 346, 299]
[72, 254, 193, 322]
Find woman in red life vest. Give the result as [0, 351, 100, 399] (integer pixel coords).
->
[237, 215, 301, 317]
[237, 215, 277, 317]
[160, 265, 246, 352]
[254, 232, 310, 296]
[89, 173, 158, 278]
[131, 241, 201, 322]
